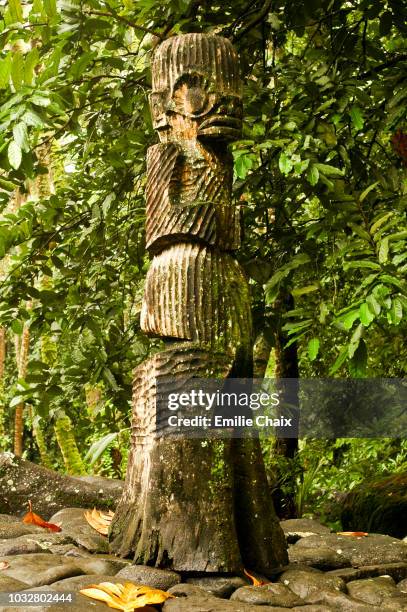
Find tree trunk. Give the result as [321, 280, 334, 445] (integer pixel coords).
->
[272, 292, 299, 519]
[253, 331, 272, 378]
[110, 33, 287, 575]
[32, 419, 54, 470]
[54, 415, 86, 476]
[0, 327, 6, 445]
[0, 452, 123, 517]
[13, 321, 30, 457]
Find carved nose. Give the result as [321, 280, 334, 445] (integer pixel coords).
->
[153, 116, 170, 130]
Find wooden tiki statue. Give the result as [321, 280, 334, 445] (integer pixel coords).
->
[109, 33, 287, 574]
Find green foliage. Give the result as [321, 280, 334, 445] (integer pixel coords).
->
[0, 0, 405, 471]
[296, 438, 407, 528]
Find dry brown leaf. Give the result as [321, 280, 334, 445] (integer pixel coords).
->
[22, 500, 61, 532]
[244, 568, 268, 586]
[84, 508, 114, 536]
[80, 581, 174, 611]
[337, 531, 369, 537]
[0, 561, 10, 570]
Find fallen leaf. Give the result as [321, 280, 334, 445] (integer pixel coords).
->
[80, 581, 174, 611]
[337, 531, 369, 537]
[244, 568, 268, 586]
[0, 561, 10, 570]
[22, 500, 61, 532]
[84, 508, 115, 536]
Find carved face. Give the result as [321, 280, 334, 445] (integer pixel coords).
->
[150, 34, 243, 142]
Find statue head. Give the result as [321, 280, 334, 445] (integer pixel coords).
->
[150, 33, 242, 142]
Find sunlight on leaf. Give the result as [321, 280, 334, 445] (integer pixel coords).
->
[337, 531, 368, 537]
[244, 568, 268, 586]
[84, 508, 115, 536]
[80, 581, 175, 611]
[22, 500, 61, 532]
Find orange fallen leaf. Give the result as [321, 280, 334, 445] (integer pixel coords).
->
[22, 500, 61, 532]
[337, 531, 369, 537]
[244, 568, 268, 586]
[80, 581, 174, 611]
[84, 508, 114, 536]
[0, 561, 10, 570]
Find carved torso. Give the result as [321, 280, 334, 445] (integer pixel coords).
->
[145, 140, 241, 253]
[140, 32, 250, 351]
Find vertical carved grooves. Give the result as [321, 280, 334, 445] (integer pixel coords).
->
[131, 346, 235, 443]
[110, 33, 288, 574]
[152, 33, 241, 96]
[140, 244, 252, 351]
[145, 143, 240, 253]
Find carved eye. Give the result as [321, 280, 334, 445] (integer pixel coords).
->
[172, 73, 213, 118]
[185, 86, 207, 115]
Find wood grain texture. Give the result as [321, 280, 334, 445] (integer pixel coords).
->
[145, 142, 240, 253]
[140, 243, 251, 349]
[110, 32, 288, 574]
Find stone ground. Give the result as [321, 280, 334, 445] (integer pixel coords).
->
[0, 513, 407, 610]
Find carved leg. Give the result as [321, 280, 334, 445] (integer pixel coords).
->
[109, 346, 242, 572]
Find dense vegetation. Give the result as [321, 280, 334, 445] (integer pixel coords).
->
[0, 0, 405, 522]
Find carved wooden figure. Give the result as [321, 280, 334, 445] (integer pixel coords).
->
[109, 33, 287, 574]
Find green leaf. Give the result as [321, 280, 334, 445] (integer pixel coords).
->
[102, 367, 119, 391]
[348, 323, 363, 358]
[370, 212, 392, 234]
[337, 309, 360, 330]
[24, 48, 40, 86]
[21, 109, 45, 128]
[314, 163, 344, 176]
[291, 284, 319, 297]
[11, 319, 23, 334]
[12, 123, 29, 152]
[349, 339, 367, 377]
[43, 0, 57, 18]
[0, 177, 18, 192]
[282, 319, 312, 335]
[0, 54, 12, 89]
[265, 253, 311, 292]
[308, 338, 320, 361]
[306, 164, 319, 186]
[378, 237, 389, 263]
[279, 152, 293, 175]
[11, 51, 24, 90]
[294, 158, 310, 174]
[347, 222, 371, 242]
[330, 346, 348, 374]
[8, 0, 23, 21]
[389, 298, 403, 325]
[235, 154, 253, 179]
[31, 94, 51, 107]
[379, 274, 404, 290]
[359, 181, 379, 202]
[8, 141, 22, 169]
[350, 106, 364, 131]
[344, 260, 381, 271]
[354, 273, 379, 297]
[366, 294, 381, 316]
[359, 303, 375, 326]
[84, 432, 119, 466]
[388, 231, 407, 242]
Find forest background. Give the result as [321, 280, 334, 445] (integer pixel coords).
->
[0, 0, 406, 528]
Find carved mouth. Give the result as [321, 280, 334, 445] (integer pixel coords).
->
[198, 116, 242, 138]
